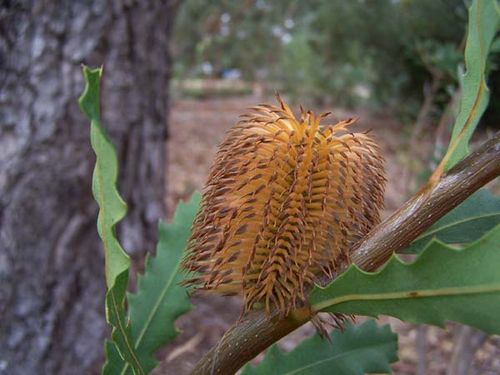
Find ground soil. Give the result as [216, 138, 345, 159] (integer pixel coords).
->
[157, 94, 500, 375]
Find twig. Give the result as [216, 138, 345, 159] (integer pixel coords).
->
[402, 76, 442, 195]
[177, 132, 500, 375]
[416, 325, 428, 375]
[447, 326, 488, 375]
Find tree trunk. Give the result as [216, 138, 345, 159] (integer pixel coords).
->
[0, 1, 176, 374]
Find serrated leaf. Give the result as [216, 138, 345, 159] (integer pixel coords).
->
[116, 193, 200, 375]
[241, 320, 398, 375]
[105, 341, 126, 374]
[104, 272, 145, 375]
[438, 0, 499, 172]
[403, 189, 500, 253]
[79, 65, 130, 288]
[310, 225, 500, 334]
[78, 66, 144, 375]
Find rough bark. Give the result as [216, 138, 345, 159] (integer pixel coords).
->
[0, 1, 176, 374]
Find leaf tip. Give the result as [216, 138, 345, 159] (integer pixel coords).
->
[79, 65, 103, 120]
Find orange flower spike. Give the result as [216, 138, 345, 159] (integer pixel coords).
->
[183, 95, 386, 317]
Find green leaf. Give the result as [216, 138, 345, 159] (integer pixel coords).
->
[439, 0, 499, 171]
[105, 341, 125, 374]
[310, 225, 500, 334]
[403, 189, 500, 253]
[491, 36, 500, 52]
[78, 66, 130, 288]
[104, 272, 145, 375]
[241, 320, 398, 375]
[116, 193, 200, 375]
[78, 66, 144, 375]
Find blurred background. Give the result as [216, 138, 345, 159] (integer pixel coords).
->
[1, 1, 499, 374]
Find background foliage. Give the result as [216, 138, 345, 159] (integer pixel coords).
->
[173, 0, 499, 122]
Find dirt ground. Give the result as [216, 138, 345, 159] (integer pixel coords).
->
[158, 94, 500, 375]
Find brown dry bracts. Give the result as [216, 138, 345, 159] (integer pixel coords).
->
[182, 95, 385, 317]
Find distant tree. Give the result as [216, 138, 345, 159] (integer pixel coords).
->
[173, 0, 310, 79]
[280, 0, 468, 110]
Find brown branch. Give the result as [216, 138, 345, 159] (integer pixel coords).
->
[180, 132, 500, 375]
[186, 307, 311, 375]
[351, 131, 500, 270]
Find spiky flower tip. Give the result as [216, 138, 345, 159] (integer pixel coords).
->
[183, 95, 386, 317]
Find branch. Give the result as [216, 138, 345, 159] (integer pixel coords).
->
[351, 131, 500, 270]
[180, 132, 500, 375]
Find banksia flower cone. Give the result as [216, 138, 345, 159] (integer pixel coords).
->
[183, 95, 385, 317]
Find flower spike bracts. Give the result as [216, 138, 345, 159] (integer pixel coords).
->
[183, 95, 386, 317]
